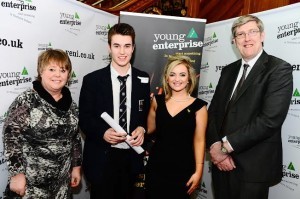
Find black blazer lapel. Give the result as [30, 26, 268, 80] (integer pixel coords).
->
[129, 68, 149, 132]
[101, 65, 114, 117]
[223, 61, 242, 107]
[130, 68, 142, 119]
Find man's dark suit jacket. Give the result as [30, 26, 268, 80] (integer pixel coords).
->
[79, 65, 150, 184]
[207, 51, 293, 183]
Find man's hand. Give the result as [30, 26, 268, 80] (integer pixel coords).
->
[216, 156, 236, 171]
[209, 141, 228, 164]
[128, 126, 145, 146]
[103, 128, 127, 144]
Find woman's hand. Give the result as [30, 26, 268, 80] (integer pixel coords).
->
[186, 172, 201, 195]
[10, 173, 26, 196]
[71, 166, 81, 187]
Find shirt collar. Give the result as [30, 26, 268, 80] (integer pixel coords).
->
[110, 64, 132, 79]
[242, 49, 263, 67]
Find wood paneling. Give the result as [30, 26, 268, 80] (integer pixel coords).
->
[79, 0, 300, 23]
[92, 0, 159, 16]
[243, 0, 290, 14]
[186, 0, 300, 23]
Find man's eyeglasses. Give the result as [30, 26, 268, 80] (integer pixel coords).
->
[235, 29, 260, 39]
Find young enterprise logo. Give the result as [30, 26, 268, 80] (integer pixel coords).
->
[199, 83, 215, 103]
[203, 32, 219, 50]
[67, 71, 79, 94]
[290, 88, 300, 105]
[0, 67, 32, 88]
[1, 0, 36, 11]
[96, 24, 111, 42]
[283, 162, 299, 178]
[67, 71, 79, 86]
[281, 162, 299, 191]
[287, 135, 300, 149]
[1, 0, 37, 24]
[60, 12, 82, 35]
[152, 28, 203, 51]
[199, 83, 215, 95]
[277, 19, 300, 44]
[38, 42, 52, 51]
[200, 62, 210, 73]
[60, 12, 81, 26]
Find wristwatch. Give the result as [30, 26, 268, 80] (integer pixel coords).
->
[221, 145, 228, 154]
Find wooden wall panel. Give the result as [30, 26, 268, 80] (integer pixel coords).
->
[186, 0, 300, 23]
[82, 0, 300, 23]
[185, 0, 244, 23]
[92, 0, 159, 16]
[244, 0, 291, 14]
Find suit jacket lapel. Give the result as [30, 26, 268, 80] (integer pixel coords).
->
[131, 68, 140, 111]
[129, 68, 140, 131]
[224, 60, 242, 107]
[102, 65, 114, 117]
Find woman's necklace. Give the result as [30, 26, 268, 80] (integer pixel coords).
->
[170, 94, 191, 102]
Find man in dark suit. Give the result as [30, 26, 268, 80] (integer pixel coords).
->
[207, 15, 293, 199]
[79, 23, 150, 199]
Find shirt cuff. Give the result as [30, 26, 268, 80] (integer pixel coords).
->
[140, 126, 146, 133]
[210, 141, 221, 149]
[222, 136, 234, 152]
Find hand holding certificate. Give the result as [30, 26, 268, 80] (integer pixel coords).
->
[100, 112, 144, 154]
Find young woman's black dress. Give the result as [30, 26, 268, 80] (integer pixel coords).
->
[146, 95, 207, 199]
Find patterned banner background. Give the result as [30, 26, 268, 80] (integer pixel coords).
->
[0, 0, 118, 198]
[199, 3, 300, 199]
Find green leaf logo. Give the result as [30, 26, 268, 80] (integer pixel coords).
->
[213, 32, 217, 38]
[287, 162, 295, 171]
[75, 12, 80, 19]
[71, 71, 76, 78]
[293, 88, 300, 97]
[22, 67, 29, 75]
[187, 28, 198, 39]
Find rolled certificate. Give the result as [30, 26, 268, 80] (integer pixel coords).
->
[100, 112, 144, 154]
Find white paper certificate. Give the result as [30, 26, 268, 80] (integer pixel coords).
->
[100, 112, 144, 154]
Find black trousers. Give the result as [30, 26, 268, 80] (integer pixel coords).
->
[212, 165, 269, 199]
[90, 148, 135, 199]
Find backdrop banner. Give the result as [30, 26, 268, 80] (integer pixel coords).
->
[198, 3, 300, 199]
[0, 0, 118, 198]
[120, 12, 206, 199]
[2, 1, 299, 199]
[120, 12, 206, 97]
